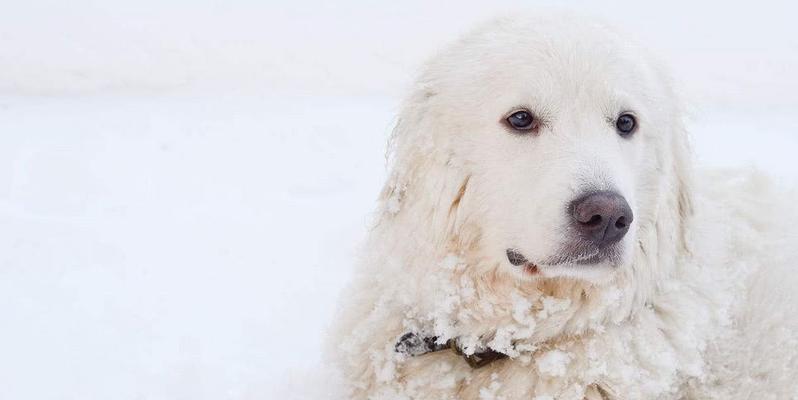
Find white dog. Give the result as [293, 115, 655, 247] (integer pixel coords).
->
[329, 13, 798, 400]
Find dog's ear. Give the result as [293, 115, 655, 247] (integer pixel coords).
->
[628, 62, 695, 303]
[656, 59, 695, 256]
[671, 119, 694, 255]
[376, 84, 474, 247]
[648, 67, 695, 263]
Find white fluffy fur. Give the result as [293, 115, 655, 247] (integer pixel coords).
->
[328, 14, 798, 400]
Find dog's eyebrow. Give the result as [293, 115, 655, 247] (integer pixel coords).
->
[604, 93, 641, 116]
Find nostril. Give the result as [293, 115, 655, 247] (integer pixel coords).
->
[615, 216, 627, 229]
[585, 215, 603, 226]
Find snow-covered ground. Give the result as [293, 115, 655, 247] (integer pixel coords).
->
[0, 1, 796, 399]
[0, 93, 392, 399]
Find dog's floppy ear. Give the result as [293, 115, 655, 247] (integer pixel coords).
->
[670, 118, 694, 255]
[624, 60, 695, 307]
[656, 60, 695, 257]
[376, 83, 474, 247]
[647, 67, 695, 263]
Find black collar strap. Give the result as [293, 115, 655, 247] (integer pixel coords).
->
[394, 332, 508, 369]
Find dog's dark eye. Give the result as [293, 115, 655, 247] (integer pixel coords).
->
[505, 110, 537, 131]
[616, 114, 637, 136]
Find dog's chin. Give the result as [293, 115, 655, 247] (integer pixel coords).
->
[506, 247, 625, 284]
[529, 261, 618, 284]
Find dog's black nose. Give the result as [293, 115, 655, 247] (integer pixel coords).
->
[570, 191, 633, 246]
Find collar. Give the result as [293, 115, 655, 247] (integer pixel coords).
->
[394, 332, 508, 369]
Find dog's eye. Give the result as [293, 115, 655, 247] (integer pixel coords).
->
[505, 110, 537, 131]
[615, 114, 637, 136]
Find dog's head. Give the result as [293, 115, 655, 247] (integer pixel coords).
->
[382, 15, 692, 285]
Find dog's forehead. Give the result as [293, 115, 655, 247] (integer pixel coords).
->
[423, 19, 654, 111]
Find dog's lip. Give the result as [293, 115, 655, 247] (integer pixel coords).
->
[506, 247, 612, 274]
[506, 248, 529, 266]
[506, 248, 541, 275]
[523, 263, 540, 275]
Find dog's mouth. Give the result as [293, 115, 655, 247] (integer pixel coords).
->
[505, 249, 540, 275]
[506, 246, 620, 275]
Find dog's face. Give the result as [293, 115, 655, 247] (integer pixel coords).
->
[408, 19, 682, 283]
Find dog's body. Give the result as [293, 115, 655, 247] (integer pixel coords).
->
[329, 14, 798, 399]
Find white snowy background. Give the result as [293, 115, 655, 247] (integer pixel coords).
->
[0, 1, 796, 399]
